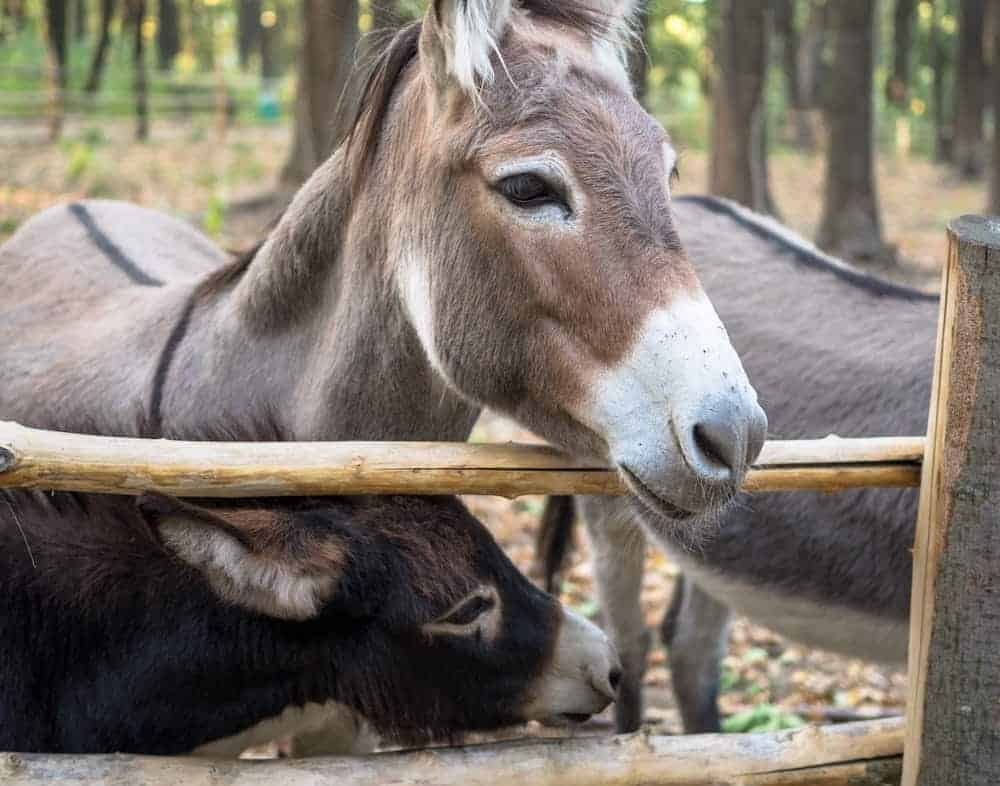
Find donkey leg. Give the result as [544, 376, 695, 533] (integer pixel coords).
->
[581, 496, 650, 733]
[660, 576, 732, 733]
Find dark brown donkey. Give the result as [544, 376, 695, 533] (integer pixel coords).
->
[1, 491, 617, 754]
[0, 0, 765, 524]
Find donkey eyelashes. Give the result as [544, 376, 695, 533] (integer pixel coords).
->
[497, 172, 568, 211]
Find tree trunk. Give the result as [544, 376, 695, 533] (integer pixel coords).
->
[793, 0, 828, 151]
[74, 0, 87, 40]
[954, 0, 987, 178]
[931, 0, 953, 162]
[989, 0, 1000, 212]
[44, 0, 68, 141]
[237, 0, 261, 70]
[627, 4, 649, 104]
[84, 0, 114, 92]
[156, 0, 179, 70]
[708, 0, 775, 214]
[816, 0, 893, 268]
[901, 216, 1000, 786]
[280, 0, 360, 185]
[130, 0, 148, 140]
[45, 0, 68, 88]
[886, 0, 916, 107]
[773, 0, 800, 105]
[260, 5, 280, 80]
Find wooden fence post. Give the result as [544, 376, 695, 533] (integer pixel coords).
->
[903, 215, 1000, 785]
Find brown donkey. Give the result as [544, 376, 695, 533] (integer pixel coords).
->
[0, 0, 765, 523]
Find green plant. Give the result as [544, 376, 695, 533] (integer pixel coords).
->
[722, 705, 805, 734]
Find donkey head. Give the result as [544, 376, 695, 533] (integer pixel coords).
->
[352, 0, 766, 522]
[140, 493, 619, 739]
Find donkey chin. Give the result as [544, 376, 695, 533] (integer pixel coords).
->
[588, 297, 768, 528]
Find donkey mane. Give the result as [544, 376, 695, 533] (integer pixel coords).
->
[341, 0, 619, 195]
[197, 0, 622, 300]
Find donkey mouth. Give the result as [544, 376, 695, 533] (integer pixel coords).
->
[619, 465, 697, 521]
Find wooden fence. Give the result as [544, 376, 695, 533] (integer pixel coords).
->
[1, 216, 997, 785]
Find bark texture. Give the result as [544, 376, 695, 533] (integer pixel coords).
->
[156, 0, 179, 70]
[1, 718, 903, 786]
[902, 216, 1000, 786]
[708, 0, 775, 214]
[931, 0, 953, 162]
[281, 0, 360, 185]
[84, 0, 114, 92]
[953, 0, 987, 178]
[237, 0, 261, 70]
[886, 0, 916, 106]
[816, 0, 893, 268]
[129, 0, 148, 140]
[990, 0, 1000, 213]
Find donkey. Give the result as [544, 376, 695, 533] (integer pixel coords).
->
[0, 0, 765, 527]
[536, 195, 937, 733]
[1, 490, 618, 754]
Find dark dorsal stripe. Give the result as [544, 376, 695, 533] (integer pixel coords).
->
[68, 202, 164, 287]
[676, 195, 939, 303]
[146, 293, 198, 437]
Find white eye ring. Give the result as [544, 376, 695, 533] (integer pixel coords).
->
[421, 586, 501, 639]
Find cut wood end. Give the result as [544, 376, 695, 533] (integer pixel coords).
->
[949, 215, 1000, 250]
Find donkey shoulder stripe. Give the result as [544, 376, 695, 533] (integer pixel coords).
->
[675, 195, 937, 303]
[68, 202, 164, 287]
[147, 293, 199, 436]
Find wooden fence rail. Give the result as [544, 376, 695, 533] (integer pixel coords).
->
[0, 421, 923, 498]
[2, 718, 904, 786]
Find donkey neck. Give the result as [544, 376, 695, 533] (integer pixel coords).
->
[163, 150, 479, 442]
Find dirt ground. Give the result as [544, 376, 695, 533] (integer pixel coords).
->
[2, 117, 983, 737]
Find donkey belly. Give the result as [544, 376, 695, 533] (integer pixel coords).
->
[665, 551, 908, 665]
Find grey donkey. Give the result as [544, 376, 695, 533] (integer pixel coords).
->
[537, 194, 936, 733]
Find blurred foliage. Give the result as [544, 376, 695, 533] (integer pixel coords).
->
[0, 0, 962, 157]
[722, 704, 805, 733]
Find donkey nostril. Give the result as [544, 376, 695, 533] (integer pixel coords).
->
[692, 419, 738, 473]
[608, 667, 623, 692]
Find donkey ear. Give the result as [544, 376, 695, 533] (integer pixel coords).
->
[419, 0, 513, 94]
[137, 493, 340, 622]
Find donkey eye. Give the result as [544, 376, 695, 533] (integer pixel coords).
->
[441, 593, 495, 626]
[498, 173, 564, 209]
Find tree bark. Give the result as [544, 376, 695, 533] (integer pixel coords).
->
[280, 0, 360, 185]
[816, 0, 893, 268]
[708, 0, 775, 214]
[773, 0, 800, 106]
[156, 0, 179, 70]
[792, 0, 828, 151]
[990, 0, 1000, 212]
[84, 0, 114, 92]
[129, 0, 148, 140]
[45, 0, 68, 88]
[931, 0, 953, 162]
[901, 216, 1000, 786]
[237, 0, 261, 70]
[44, 0, 68, 141]
[260, 5, 281, 80]
[74, 0, 87, 40]
[886, 0, 916, 107]
[954, 0, 987, 178]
